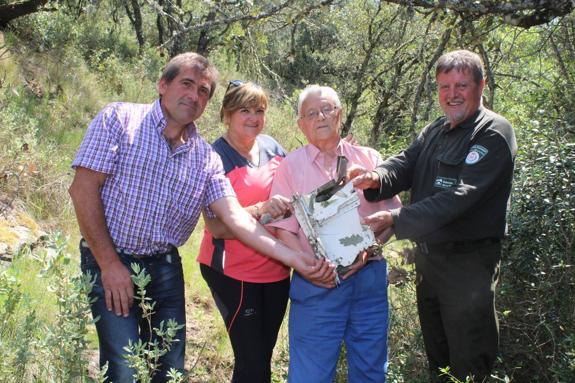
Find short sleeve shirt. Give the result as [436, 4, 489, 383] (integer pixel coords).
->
[72, 100, 235, 254]
[197, 135, 290, 283]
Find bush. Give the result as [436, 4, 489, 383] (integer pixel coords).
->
[499, 128, 575, 382]
[124, 263, 185, 383]
[0, 233, 99, 382]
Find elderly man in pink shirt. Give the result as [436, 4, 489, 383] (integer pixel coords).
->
[269, 85, 401, 383]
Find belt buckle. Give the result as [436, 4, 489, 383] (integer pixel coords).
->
[134, 249, 174, 263]
[120, 250, 144, 259]
[86, 241, 175, 262]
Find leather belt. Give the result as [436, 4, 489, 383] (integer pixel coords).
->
[80, 239, 177, 262]
[417, 238, 500, 254]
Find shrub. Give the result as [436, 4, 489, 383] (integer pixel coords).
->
[499, 128, 575, 381]
[123, 262, 185, 383]
[0, 233, 100, 382]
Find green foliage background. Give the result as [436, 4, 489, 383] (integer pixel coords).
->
[0, 1, 573, 382]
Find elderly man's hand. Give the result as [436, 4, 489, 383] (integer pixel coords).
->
[348, 165, 380, 190]
[293, 252, 337, 288]
[362, 211, 394, 238]
[341, 249, 369, 280]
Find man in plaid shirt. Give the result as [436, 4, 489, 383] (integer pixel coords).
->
[69, 52, 335, 383]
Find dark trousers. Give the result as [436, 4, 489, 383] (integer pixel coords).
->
[415, 241, 501, 383]
[200, 264, 290, 383]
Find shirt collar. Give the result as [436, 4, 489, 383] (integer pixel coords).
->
[151, 99, 199, 148]
[305, 139, 344, 162]
[444, 107, 484, 132]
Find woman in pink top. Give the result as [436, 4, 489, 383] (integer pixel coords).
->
[197, 81, 293, 383]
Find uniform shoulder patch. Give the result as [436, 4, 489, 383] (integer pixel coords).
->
[465, 144, 488, 165]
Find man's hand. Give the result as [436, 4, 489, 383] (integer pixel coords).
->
[69, 167, 134, 317]
[100, 259, 134, 317]
[211, 197, 336, 288]
[348, 165, 380, 190]
[292, 252, 337, 289]
[362, 211, 394, 238]
[341, 249, 369, 280]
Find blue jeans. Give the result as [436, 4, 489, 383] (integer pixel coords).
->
[80, 242, 186, 383]
[288, 260, 389, 383]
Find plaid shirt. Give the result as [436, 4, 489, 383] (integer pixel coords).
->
[72, 100, 235, 255]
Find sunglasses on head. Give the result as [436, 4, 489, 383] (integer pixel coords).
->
[226, 79, 244, 93]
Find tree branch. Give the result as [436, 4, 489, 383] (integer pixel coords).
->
[0, 0, 49, 28]
[410, 27, 452, 131]
[156, 0, 301, 50]
[381, 0, 574, 28]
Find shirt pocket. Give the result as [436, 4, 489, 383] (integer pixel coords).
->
[170, 168, 210, 220]
[433, 152, 466, 190]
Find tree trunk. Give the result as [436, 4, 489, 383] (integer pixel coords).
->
[196, 5, 218, 56]
[370, 62, 405, 145]
[130, 0, 144, 54]
[124, 0, 145, 54]
[0, 0, 48, 28]
[156, 0, 165, 46]
[341, 2, 386, 136]
[410, 27, 451, 132]
[167, 0, 185, 57]
[477, 43, 494, 109]
[341, 45, 374, 137]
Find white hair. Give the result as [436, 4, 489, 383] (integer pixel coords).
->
[297, 85, 342, 117]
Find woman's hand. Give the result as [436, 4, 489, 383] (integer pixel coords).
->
[257, 195, 292, 223]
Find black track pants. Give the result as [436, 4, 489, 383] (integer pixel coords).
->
[200, 264, 290, 383]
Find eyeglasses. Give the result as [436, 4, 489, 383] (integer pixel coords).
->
[301, 105, 339, 120]
[226, 79, 244, 93]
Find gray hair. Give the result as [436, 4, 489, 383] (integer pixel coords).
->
[160, 52, 219, 99]
[435, 50, 484, 85]
[297, 85, 342, 117]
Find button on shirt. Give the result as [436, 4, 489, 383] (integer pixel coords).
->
[72, 100, 235, 255]
[269, 140, 402, 255]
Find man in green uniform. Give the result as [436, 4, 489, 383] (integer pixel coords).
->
[350, 49, 517, 382]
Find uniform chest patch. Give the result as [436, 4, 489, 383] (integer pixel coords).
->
[465, 144, 488, 165]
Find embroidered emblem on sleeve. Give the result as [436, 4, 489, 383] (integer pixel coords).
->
[465, 144, 488, 165]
